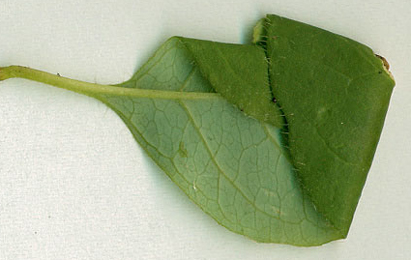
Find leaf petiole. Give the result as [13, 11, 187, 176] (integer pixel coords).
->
[0, 65, 221, 100]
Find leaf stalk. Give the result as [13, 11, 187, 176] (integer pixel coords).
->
[0, 66, 221, 100]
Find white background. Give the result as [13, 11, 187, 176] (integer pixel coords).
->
[0, 0, 410, 259]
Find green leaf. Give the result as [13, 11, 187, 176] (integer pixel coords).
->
[260, 15, 395, 236]
[95, 37, 342, 245]
[0, 14, 395, 246]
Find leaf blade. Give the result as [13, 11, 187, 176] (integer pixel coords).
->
[94, 37, 342, 245]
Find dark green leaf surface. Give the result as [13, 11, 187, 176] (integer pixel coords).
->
[261, 15, 395, 236]
[179, 38, 284, 127]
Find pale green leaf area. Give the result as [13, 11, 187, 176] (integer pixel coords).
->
[0, 14, 395, 246]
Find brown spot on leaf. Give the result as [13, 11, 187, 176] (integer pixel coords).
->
[375, 54, 390, 70]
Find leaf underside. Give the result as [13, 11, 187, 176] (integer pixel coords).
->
[86, 14, 395, 246]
